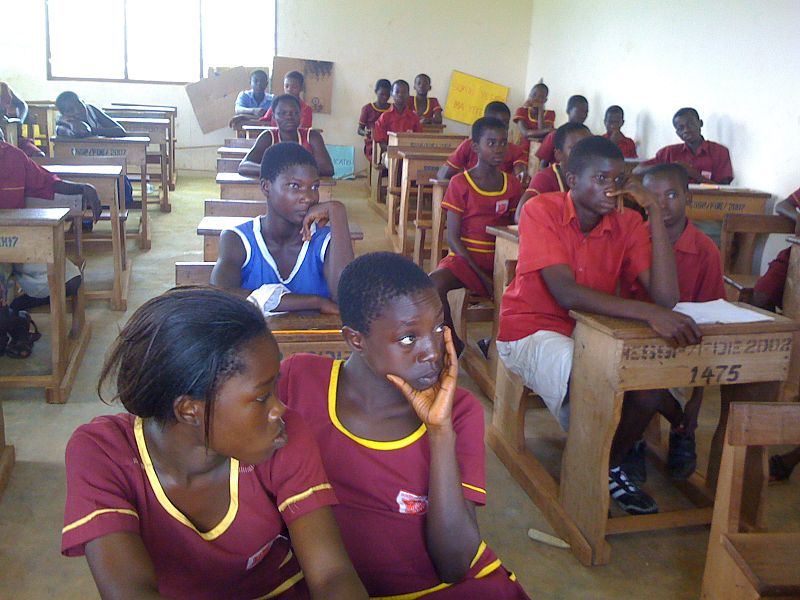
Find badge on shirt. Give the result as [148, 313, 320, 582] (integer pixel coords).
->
[495, 199, 510, 215]
[701, 170, 712, 181]
[246, 534, 287, 570]
[396, 490, 428, 515]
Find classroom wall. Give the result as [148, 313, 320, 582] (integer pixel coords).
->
[4, 0, 532, 173]
[525, 0, 800, 268]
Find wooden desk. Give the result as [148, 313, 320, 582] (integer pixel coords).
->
[217, 146, 249, 160]
[0, 208, 91, 404]
[242, 125, 324, 140]
[104, 106, 177, 189]
[265, 312, 349, 360]
[52, 136, 151, 250]
[0, 393, 13, 497]
[115, 117, 171, 212]
[216, 173, 335, 202]
[687, 185, 770, 222]
[421, 123, 446, 133]
[392, 149, 452, 256]
[26, 102, 58, 156]
[1, 118, 20, 148]
[197, 216, 364, 261]
[41, 164, 131, 311]
[489, 303, 798, 566]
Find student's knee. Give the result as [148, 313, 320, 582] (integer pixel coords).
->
[66, 275, 82, 297]
[428, 268, 460, 295]
[624, 389, 664, 414]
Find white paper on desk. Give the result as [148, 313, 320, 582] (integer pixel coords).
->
[673, 299, 774, 325]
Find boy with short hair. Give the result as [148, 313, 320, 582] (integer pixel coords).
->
[357, 78, 391, 160]
[234, 69, 273, 118]
[372, 80, 422, 153]
[614, 164, 725, 490]
[535, 94, 589, 167]
[496, 136, 701, 515]
[437, 101, 527, 182]
[513, 82, 556, 153]
[516, 122, 590, 214]
[602, 105, 637, 158]
[429, 117, 522, 355]
[55, 91, 126, 138]
[260, 70, 314, 128]
[649, 107, 733, 184]
[410, 73, 443, 125]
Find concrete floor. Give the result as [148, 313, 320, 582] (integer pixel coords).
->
[1, 174, 798, 599]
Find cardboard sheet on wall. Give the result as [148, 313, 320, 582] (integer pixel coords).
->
[326, 145, 355, 180]
[185, 66, 268, 133]
[444, 70, 509, 125]
[272, 56, 334, 115]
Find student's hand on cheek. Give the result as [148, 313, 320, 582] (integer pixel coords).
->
[608, 177, 656, 209]
[301, 204, 330, 241]
[386, 326, 458, 432]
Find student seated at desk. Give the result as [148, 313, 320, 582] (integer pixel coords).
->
[613, 164, 725, 506]
[496, 136, 701, 515]
[437, 101, 528, 184]
[0, 81, 43, 157]
[357, 78, 391, 161]
[536, 94, 589, 168]
[602, 105, 637, 159]
[372, 79, 422, 161]
[513, 81, 556, 153]
[260, 71, 313, 128]
[410, 73, 443, 125]
[643, 107, 733, 185]
[279, 252, 531, 599]
[213, 143, 353, 315]
[62, 288, 367, 600]
[235, 69, 274, 118]
[430, 117, 522, 355]
[516, 122, 590, 213]
[240, 94, 334, 178]
[54, 91, 126, 138]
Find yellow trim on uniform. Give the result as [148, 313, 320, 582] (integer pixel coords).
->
[463, 171, 508, 197]
[279, 549, 294, 569]
[475, 558, 502, 579]
[414, 96, 430, 118]
[441, 201, 464, 213]
[553, 163, 566, 192]
[251, 571, 305, 600]
[461, 482, 487, 495]
[372, 582, 452, 600]
[460, 247, 494, 254]
[470, 541, 488, 568]
[328, 360, 427, 451]
[459, 236, 495, 246]
[62, 508, 139, 534]
[134, 417, 239, 541]
[372, 102, 390, 113]
[278, 483, 333, 512]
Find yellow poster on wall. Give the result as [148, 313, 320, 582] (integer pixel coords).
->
[444, 70, 509, 125]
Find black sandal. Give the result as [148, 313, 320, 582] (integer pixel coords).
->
[5, 310, 41, 359]
[769, 455, 794, 483]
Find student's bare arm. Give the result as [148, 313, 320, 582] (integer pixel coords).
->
[446, 210, 493, 296]
[307, 201, 353, 302]
[541, 265, 701, 346]
[210, 230, 251, 295]
[239, 130, 272, 177]
[436, 163, 458, 180]
[309, 131, 334, 177]
[288, 507, 367, 599]
[775, 198, 799, 223]
[85, 532, 169, 600]
[93, 109, 126, 138]
[235, 105, 265, 117]
[431, 110, 443, 125]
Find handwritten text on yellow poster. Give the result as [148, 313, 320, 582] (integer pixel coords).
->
[444, 71, 509, 125]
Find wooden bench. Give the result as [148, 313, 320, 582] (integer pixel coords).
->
[216, 158, 241, 173]
[204, 199, 263, 217]
[0, 208, 91, 404]
[0, 393, 13, 498]
[216, 173, 336, 202]
[114, 117, 171, 212]
[217, 146, 250, 159]
[701, 402, 800, 599]
[26, 101, 58, 156]
[197, 216, 364, 261]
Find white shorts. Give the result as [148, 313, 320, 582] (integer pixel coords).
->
[497, 330, 574, 430]
[0, 259, 81, 301]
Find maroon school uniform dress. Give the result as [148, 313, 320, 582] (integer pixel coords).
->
[753, 186, 800, 307]
[445, 138, 527, 175]
[602, 132, 638, 158]
[359, 102, 390, 159]
[62, 412, 337, 600]
[438, 171, 521, 296]
[524, 163, 567, 197]
[372, 105, 422, 144]
[513, 106, 556, 153]
[261, 99, 314, 128]
[652, 139, 733, 184]
[280, 354, 531, 599]
[0, 141, 60, 208]
[411, 96, 443, 121]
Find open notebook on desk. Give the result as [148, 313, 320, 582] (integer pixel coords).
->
[673, 299, 774, 324]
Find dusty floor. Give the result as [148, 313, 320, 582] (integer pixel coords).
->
[1, 174, 797, 599]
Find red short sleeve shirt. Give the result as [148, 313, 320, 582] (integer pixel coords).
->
[445, 139, 527, 174]
[652, 140, 733, 184]
[260, 99, 314, 128]
[372, 105, 422, 144]
[359, 102, 390, 137]
[0, 141, 60, 208]
[524, 163, 567, 197]
[535, 129, 557, 163]
[411, 96, 442, 120]
[62, 412, 336, 599]
[498, 192, 652, 341]
[602, 132, 638, 158]
[512, 106, 556, 129]
[788, 186, 800, 209]
[441, 171, 522, 271]
[279, 355, 528, 599]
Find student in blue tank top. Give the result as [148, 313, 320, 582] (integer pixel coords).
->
[211, 143, 354, 314]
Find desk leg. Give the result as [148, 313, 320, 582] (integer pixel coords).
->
[396, 160, 412, 255]
[0, 399, 14, 497]
[386, 157, 399, 236]
[139, 161, 151, 250]
[46, 226, 67, 404]
[159, 142, 171, 212]
[109, 181, 126, 311]
[168, 116, 177, 190]
[430, 186, 445, 267]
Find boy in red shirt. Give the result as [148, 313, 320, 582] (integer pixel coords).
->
[280, 252, 530, 599]
[357, 78, 391, 160]
[536, 94, 589, 167]
[437, 101, 528, 183]
[496, 136, 700, 515]
[372, 80, 422, 159]
[513, 82, 556, 153]
[430, 117, 522, 355]
[516, 122, 590, 214]
[411, 73, 443, 125]
[602, 105, 637, 159]
[614, 164, 725, 487]
[260, 70, 314, 128]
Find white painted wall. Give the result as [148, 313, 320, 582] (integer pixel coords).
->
[4, 0, 532, 173]
[525, 0, 800, 268]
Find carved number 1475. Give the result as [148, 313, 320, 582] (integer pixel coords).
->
[690, 364, 742, 385]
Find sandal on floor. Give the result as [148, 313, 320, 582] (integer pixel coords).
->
[769, 455, 795, 483]
[5, 310, 41, 359]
